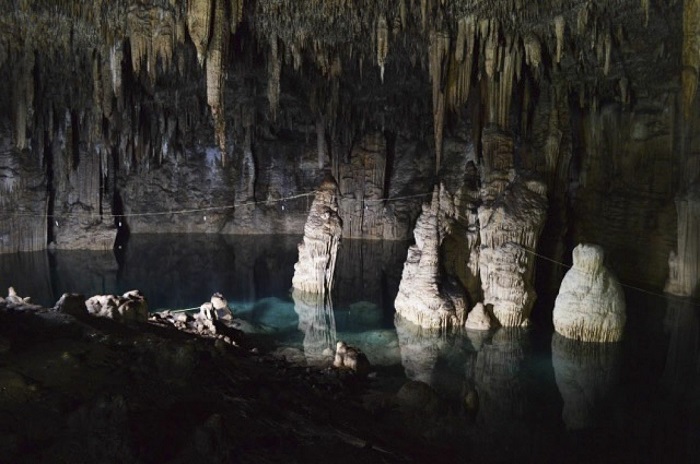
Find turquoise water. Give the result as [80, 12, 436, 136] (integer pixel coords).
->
[1, 235, 698, 462]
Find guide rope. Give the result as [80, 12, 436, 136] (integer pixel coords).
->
[0, 191, 433, 219]
[517, 244, 700, 306]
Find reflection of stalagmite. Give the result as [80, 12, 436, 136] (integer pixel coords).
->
[292, 176, 342, 294]
[473, 328, 530, 426]
[478, 129, 547, 327]
[661, 296, 699, 397]
[553, 244, 626, 342]
[551, 334, 621, 430]
[394, 315, 445, 385]
[292, 291, 336, 365]
[395, 186, 467, 330]
[665, 183, 700, 297]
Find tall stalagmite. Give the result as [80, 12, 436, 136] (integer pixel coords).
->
[292, 176, 343, 295]
[394, 186, 467, 331]
[477, 129, 548, 327]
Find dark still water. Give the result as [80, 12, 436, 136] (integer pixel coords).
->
[1, 234, 698, 463]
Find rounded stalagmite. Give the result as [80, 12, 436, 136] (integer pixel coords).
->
[553, 244, 626, 343]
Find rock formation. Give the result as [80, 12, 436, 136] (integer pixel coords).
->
[465, 302, 497, 331]
[665, 183, 700, 297]
[553, 244, 626, 343]
[291, 176, 342, 295]
[394, 186, 467, 331]
[333, 341, 371, 376]
[478, 129, 548, 327]
[54, 293, 88, 317]
[85, 290, 149, 323]
[551, 334, 622, 430]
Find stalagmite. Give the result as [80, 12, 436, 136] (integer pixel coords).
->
[553, 244, 627, 343]
[394, 186, 467, 331]
[377, 14, 389, 83]
[292, 176, 343, 295]
[554, 15, 565, 64]
[187, 0, 213, 65]
[478, 130, 548, 327]
[465, 302, 497, 331]
[665, 183, 700, 296]
[682, 0, 700, 117]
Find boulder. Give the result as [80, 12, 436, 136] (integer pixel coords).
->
[333, 341, 371, 376]
[85, 290, 149, 323]
[54, 293, 87, 317]
[553, 244, 626, 342]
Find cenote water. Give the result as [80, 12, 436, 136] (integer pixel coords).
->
[1, 234, 698, 462]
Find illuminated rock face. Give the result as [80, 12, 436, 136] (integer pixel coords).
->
[394, 187, 467, 331]
[291, 177, 342, 295]
[553, 244, 626, 343]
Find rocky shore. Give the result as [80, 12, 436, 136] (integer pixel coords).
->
[0, 290, 466, 463]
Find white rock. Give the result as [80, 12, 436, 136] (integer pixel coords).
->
[54, 293, 87, 317]
[292, 176, 342, 295]
[333, 341, 371, 376]
[394, 186, 467, 330]
[465, 302, 497, 331]
[553, 244, 626, 342]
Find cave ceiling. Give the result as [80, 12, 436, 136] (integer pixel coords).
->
[0, 0, 691, 158]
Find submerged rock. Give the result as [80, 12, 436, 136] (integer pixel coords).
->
[553, 244, 626, 342]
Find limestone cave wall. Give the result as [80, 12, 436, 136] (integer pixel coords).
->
[0, 0, 698, 292]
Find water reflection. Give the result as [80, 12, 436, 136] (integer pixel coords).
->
[292, 290, 336, 365]
[551, 334, 622, 430]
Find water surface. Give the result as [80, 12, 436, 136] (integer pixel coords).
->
[1, 234, 698, 463]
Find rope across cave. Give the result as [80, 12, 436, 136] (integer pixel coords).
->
[0, 191, 433, 220]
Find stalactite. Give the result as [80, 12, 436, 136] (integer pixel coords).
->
[207, 0, 228, 161]
[446, 16, 475, 112]
[230, 0, 245, 34]
[554, 15, 565, 64]
[642, 0, 650, 27]
[577, 4, 589, 36]
[524, 33, 541, 77]
[268, 34, 281, 121]
[187, 0, 213, 66]
[377, 14, 389, 83]
[429, 30, 449, 174]
[603, 26, 612, 76]
[317, 114, 326, 169]
[683, 0, 700, 117]
[484, 20, 498, 78]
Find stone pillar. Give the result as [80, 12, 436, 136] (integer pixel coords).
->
[291, 176, 342, 295]
[477, 128, 548, 326]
